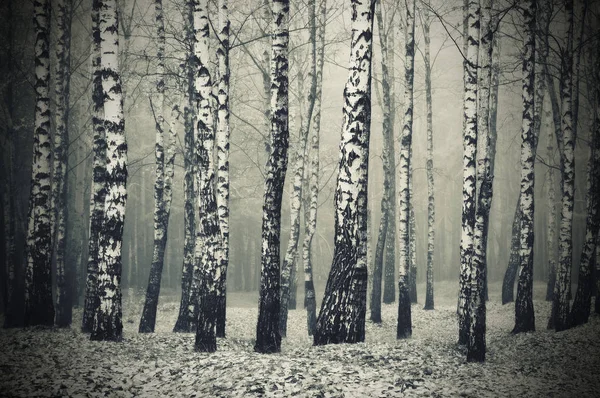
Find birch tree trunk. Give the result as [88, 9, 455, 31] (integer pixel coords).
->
[53, 0, 73, 328]
[458, 0, 479, 345]
[467, 0, 494, 362]
[302, 0, 326, 337]
[279, 0, 316, 337]
[90, 0, 127, 342]
[551, 0, 576, 332]
[254, 0, 289, 354]
[423, 7, 434, 311]
[139, 0, 174, 334]
[215, 0, 231, 339]
[313, 0, 375, 346]
[192, 0, 222, 353]
[396, 0, 416, 339]
[24, 0, 54, 327]
[570, 54, 600, 326]
[173, 0, 197, 333]
[513, 0, 536, 335]
[370, 0, 392, 322]
[82, 0, 107, 333]
[408, 165, 417, 304]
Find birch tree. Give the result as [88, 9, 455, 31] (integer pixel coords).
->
[24, 0, 55, 327]
[422, 5, 434, 311]
[314, 0, 376, 346]
[396, 0, 416, 339]
[255, 0, 290, 354]
[82, 0, 107, 333]
[173, 0, 198, 333]
[371, 0, 393, 322]
[90, 0, 127, 342]
[139, 0, 176, 334]
[458, 0, 479, 345]
[550, 0, 576, 332]
[53, 0, 73, 328]
[301, 0, 326, 337]
[215, 0, 231, 339]
[193, 0, 222, 353]
[279, 0, 316, 337]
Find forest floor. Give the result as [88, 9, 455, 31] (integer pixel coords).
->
[1, 281, 599, 397]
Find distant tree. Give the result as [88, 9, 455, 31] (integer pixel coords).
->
[193, 0, 222, 353]
[173, 0, 198, 334]
[139, 0, 177, 334]
[53, 0, 74, 328]
[314, 0, 375, 346]
[90, 0, 128, 342]
[501, 198, 521, 305]
[397, 0, 416, 340]
[255, 0, 290, 354]
[24, 0, 55, 327]
[550, 0, 576, 332]
[458, 0, 479, 346]
[215, 0, 231, 339]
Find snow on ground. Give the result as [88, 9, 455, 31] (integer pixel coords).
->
[1, 281, 599, 397]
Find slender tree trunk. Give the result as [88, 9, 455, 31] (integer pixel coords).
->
[423, 7, 434, 311]
[396, 0, 416, 340]
[314, 0, 375, 346]
[90, 0, 127, 342]
[458, 0, 479, 345]
[193, 0, 222, 353]
[254, 0, 289, 354]
[513, 0, 537, 335]
[215, 0, 231, 339]
[301, 0, 325, 337]
[24, 0, 54, 327]
[53, 0, 73, 328]
[551, 0, 576, 332]
[173, 0, 197, 333]
[139, 0, 173, 334]
[279, 0, 317, 337]
[502, 198, 521, 304]
[370, 0, 392, 322]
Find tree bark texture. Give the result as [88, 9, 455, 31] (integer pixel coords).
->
[314, 0, 375, 346]
[397, 0, 416, 340]
[24, 0, 55, 327]
[255, 0, 289, 354]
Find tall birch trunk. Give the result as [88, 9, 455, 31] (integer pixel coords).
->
[551, 0, 576, 332]
[24, 0, 55, 327]
[408, 165, 417, 304]
[314, 0, 375, 346]
[139, 0, 174, 334]
[458, 0, 479, 346]
[193, 0, 222, 353]
[90, 0, 127, 342]
[513, 0, 536, 335]
[371, 0, 392, 322]
[423, 6, 435, 311]
[396, 0, 416, 339]
[173, 0, 197, 333]
[254, 0, 289, 354]
[215, 0, 231, 339]
[53, 0, 73, 328]
[279, 0, 316, 337]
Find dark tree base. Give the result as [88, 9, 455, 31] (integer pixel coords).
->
[512, 299, 535, 334]
[216, 295, 226, 338]
[255, 285, 281, 354]
[423, 303, 434, 311]
[396, 285, 412, 339]
[24, 302, 55, 328]
[90, 318, 123, 342]
[173, 318, 196, 333]
[196, 292, 218, 353]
